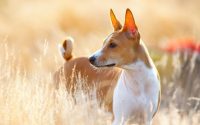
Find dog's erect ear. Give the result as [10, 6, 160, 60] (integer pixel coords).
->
[110, 9, 122, 31]
[123, 8, 138, 37]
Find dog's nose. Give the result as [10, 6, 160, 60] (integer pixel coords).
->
[89, 56, 96, 64]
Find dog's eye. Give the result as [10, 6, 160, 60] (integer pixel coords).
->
[109, 42, 117, 48]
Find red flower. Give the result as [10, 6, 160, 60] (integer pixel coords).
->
[164, 38, 200, 53]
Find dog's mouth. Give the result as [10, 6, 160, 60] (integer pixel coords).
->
[95, 63, 116, 67]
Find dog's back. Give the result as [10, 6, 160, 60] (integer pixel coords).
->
[54, 38, 120, 111]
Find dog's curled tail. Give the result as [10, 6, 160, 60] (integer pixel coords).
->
[59, 37, 74, 61]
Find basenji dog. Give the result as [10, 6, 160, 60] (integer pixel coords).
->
[54, 37, 120, 112]
[89, 9, 161, 125]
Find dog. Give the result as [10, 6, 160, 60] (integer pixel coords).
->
[54, 37, 120, 112]
[89, 9, 161, 125]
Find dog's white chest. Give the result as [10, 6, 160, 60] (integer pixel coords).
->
[113, 61, 160, 125]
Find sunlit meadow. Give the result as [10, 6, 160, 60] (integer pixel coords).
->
[0, 0, 199, 125]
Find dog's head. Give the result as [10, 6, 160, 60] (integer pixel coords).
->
[89, 9, 141, 67]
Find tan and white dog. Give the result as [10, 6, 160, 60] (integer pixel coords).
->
[89, 9, 161, 125]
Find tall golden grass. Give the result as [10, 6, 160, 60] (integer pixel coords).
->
[0, 0, 199, 125]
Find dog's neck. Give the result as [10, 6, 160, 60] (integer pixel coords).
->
[119, 40, 156, 87]
[121, 59, 153, 78]
[122, 59, 149, 69]
[118, 60, 157, 98]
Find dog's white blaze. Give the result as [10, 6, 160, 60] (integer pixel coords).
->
[92, 49, 103, 58]
[113, 60, 160, 125]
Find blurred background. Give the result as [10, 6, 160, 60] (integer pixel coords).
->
[0, 0, 200, 71]
[0, 0, 199, 125]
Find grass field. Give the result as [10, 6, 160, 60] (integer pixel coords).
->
[0, 0, 199, 125]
